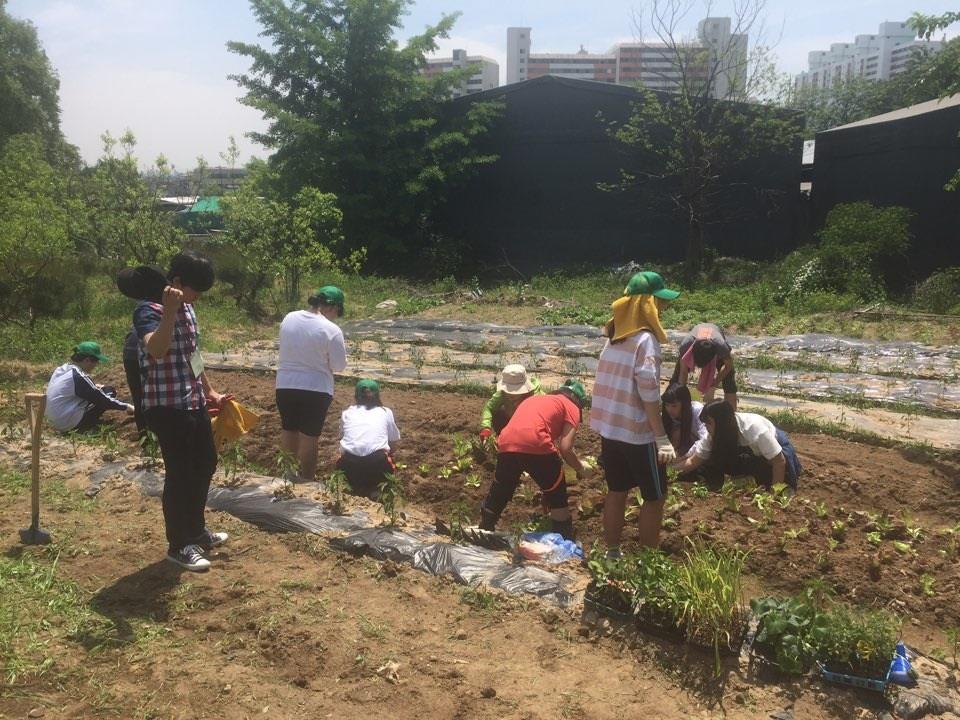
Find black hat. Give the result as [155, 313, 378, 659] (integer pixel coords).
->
[117, 265, 167, 303]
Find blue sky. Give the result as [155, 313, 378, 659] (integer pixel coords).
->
[8, 0, 957, 169]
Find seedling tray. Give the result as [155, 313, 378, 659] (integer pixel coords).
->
[683, 610, 752, 657]
[817, 661, 890, 693]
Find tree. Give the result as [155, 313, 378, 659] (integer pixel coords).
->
[0, 134, 83, 323]
[0, 1, 61, 150]
[219, 163, 361, 313]
[228, 0, 500, 270]
[601, 0, 803, 275]
[80, 130, 185, 266]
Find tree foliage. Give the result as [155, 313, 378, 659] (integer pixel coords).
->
[602, 0, 802, 275]
[80, 130, 185, 266]
[228, 0, 501, 269]
[219, 163, 361, 313]
[0, 134, 84, 323]
[0, 1, 62, 153]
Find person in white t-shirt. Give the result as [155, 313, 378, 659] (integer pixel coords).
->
[45, 341, 134, 433]
[336, 379, 400, 500]
[276, 286, 347, 482]
[674, 400, 802, 489]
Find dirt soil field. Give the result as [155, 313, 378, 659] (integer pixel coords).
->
[3, 366, 959, 720]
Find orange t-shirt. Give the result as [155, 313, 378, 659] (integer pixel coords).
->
[497, 394, 580, 455]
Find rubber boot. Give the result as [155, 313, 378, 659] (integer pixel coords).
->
[479, 506, 499, 532]
[552, 518, 575, 540]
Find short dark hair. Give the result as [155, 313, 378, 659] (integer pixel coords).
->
[692, 339, 718, 367]
[168, 251, 214, 292]
[71, 352, 96, 363]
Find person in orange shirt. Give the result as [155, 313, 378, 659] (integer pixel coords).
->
[478, 380, 592, 540]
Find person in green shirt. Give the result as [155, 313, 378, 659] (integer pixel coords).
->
[479, 364, 543, 440]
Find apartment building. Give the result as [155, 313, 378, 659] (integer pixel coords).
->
[424, 49, 499, 98]
[506, 18, 748, 99]
[795, 21, 943, 90]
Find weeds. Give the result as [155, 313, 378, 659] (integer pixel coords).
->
[460, 584, 500, 612]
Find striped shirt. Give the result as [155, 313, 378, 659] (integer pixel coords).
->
[589, 331, 662, 445]
[134, 301, 205, 411]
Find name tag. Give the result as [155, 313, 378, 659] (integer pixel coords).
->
[190, 351, 205, 378]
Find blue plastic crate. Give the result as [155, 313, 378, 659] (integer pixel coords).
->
[817, 661, 891, 693]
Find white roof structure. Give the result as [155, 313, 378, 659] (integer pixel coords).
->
[825, 94, 960, 132]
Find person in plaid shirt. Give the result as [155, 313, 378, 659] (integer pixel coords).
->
[134, 252, 229, 572]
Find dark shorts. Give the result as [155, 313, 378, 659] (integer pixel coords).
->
[337, 450, 396, 499]
[600, 437, 666, 500]
[495, 452, 568, 509]
[275, 389, 332, 437]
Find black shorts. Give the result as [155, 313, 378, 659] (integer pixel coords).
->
[495, 452, 568, 509]
[275, 389, 332, 437]
[337, 450, 395, 499]
[600, 437, 666, 500]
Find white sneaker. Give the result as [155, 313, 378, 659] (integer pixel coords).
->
[166, 544, 211, 572]
[200, 529, 229, 550]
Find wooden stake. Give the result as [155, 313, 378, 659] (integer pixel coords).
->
[20, 392, 50, 545]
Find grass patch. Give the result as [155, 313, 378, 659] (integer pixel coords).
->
[0, 468, 30, 496]
[460, 584, 501, 612]
[0, 553, 116, 685]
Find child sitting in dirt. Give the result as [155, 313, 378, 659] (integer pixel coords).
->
[478, 379, 592, 540]
[336, 379, 401, 500]
[45, 341, 134, 433]
[670, 322, 738, 410]
[479, 364, 543, 440]
[672, 400, 802, 490]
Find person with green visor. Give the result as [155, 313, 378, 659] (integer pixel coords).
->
[276, 286, 347, 482]
[479, 379, 592, 540]
[336, 379, 401, 500]
[45, 341, 134, 433]
[590, 270, 680, 554]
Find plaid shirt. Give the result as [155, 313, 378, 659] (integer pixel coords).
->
[134, 301, 205, 411]
[589, 331, 662, 445]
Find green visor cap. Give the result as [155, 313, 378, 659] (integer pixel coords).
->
[74, 340, 109, 362]
[355, 378, 380, 402]
[562, 379, 587, 404]
[624, 271, 680, 300]
[314, 285, 345, 313]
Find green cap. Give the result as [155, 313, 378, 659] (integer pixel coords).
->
[73, 340, 108, 362]
[562, 379, 587, 404]
[355, 378, 381, 403]
[624, 271, 680, 300]
[311, 285, 345, 316]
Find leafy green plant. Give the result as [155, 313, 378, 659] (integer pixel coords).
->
[408, 345, 426, 380]
[919, 574, 937, 597]
[447, 501, 472, 543]
[417, 463, 431, 476]
[751, 592, 831, 674]
[460, 583, 499, 612]
[274, 450, 299, 480]
[463, 473, 481, 488]
[675, 540, 747, 673]
[691, 482, 710, 499]
[377, 472, 404, 526]
[813, 501, 828, 519]
[220, 441, 247, 484]
[325, 470, 347, 514]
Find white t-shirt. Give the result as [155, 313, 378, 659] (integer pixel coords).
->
[340, 405, 401, 457]
[676, 400, 709, 459]
[693, 412, 782, 461]
[276, 310, 347, 394]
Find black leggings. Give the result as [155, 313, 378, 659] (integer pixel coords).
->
[481, 452, 568, 523]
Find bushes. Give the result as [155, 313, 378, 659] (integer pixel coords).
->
[913, 267, 960, 314]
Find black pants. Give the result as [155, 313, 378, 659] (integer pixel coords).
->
[123, 344, 146, 437]
[337, 450, 395, 500]
[482, 452, 568, 522]
[145, 407, 218, 552]
[74, 385, 118, 433]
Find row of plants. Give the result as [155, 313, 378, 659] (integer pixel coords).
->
[586, 541, 901, 682]
[586, 540, 749, 672]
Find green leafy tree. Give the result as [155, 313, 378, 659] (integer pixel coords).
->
[219, 163, 360, 313]
[228, 0, 500, 270]
[0, 1, 61, 152]
[602, 0, 803, 276]
[81, 130, 185, 265]
[0, 134, 84, 324]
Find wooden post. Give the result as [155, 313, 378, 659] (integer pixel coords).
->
[20, 392, 51, 545]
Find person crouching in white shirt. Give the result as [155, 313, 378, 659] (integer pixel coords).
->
[336, 379, 400, 500]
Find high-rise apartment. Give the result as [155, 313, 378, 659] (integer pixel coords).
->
[795, 21, 943, 90]
[424, 49, 499, 98]
[505, 18, 748, 99]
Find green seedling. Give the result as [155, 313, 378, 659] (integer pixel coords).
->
[454, 456, 473, 473]
[752, 492, 772, 512]
[460, 584, 500, 612]
[438, 465, 454, 480]
[813, 501, 828, 519]
[946, 627, 960, 669]
[463, 473, 482, 489]
[274, 450, 299, 480]
[377, 473, 404, 526]
[691, 482, 710, 499]
[408, 346, 425, 379]
[826, 537, 840, 552]
[448, 501, 472, 543]
[138, 430, 162, 469]
[771, 483, 792, 509]
[326, 470, 347, 514]
[893, 540, 915, 555]
[746, 516, 769, 533]
[830, 520, 847, 541]
[452, 434, 471, 460]
[220, 441, 247, 484]
[417, 463, 431, 476]
[919, 574, 936, 597]
[865, 531, 883, 546]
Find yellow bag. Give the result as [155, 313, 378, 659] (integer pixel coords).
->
[211, 399, 260, 452]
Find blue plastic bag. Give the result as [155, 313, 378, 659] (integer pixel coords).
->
[520, 532, 584, 563]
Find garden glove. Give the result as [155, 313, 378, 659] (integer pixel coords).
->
[654, 435, 677, 465]
[479, 428, 492, 441]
